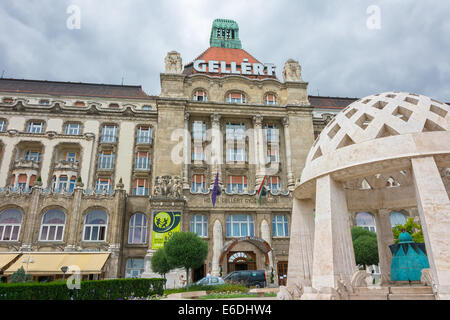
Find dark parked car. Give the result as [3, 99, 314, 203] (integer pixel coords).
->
[224, 270, 266, 288]
[188, 276, 225, 288]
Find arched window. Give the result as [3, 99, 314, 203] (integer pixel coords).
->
[355, 212, 376, 232]
[83, 210, 107, 241]
[0, 209, 22, 241]
[39, 209, 66, 241]
[226, 215, 254, 237]
[125, 258, 145, 278]
[128, 213, 148, 244]
[193, 90, 207, 102]
[390, 211, 407, 228]
[265, 93, 277, 105]
[226, 92, 246, 104]
[272, 215, 289, 237]
[190, 214, 208, 237]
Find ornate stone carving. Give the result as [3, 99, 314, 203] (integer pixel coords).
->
[421, 268, 433, 286]
[164, 51, 182, 74]
[276, 281, 304, 300]
[210, 113, 221, 124]
[152, 175, 183, 198]
[283, 59, 302, 82]
[252, 114, 263, 126]
[350, 270, 371, 288]
[277, 286, 292, 300]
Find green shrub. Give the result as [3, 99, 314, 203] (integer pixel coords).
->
[0, 278, 166, 300]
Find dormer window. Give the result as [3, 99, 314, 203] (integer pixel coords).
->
[39, 99, 50, 106]
[74, 101, 85, 107]
[109, 103, 119, 108]
[265, 93, 277, 105]
[2, 97, 14, 104]
[194, 90, 207, 102]
[142, 105, 152, 111]
[227, 92, 246, 104]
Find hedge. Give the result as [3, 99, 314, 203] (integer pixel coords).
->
[0, 278, 166, 300]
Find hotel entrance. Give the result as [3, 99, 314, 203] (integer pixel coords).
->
[227, 251, 256, 272]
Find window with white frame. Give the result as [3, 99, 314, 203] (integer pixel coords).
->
[0, 120, 6, 132]
[226, 123, 246, 162]
[272, 215, 289, 237]
[134, 152, 151, 170]
[190, 214, 208, 237]
[69, 176, 76, 192]
[128, 213, 147, 244]
[264, 124, 279, 143]
[39, 209, 66, 241]
[83, 210, 107, 241]
[125, 258, 145, 278]
[265, 93, 277, 105]
[193, 90, 207, 102]
[0, 209, 22, 241]
[27, 121, 44, 133]
[39, 99, 50, 106]
[390, 211, 407, 228]
[95, 178, 112, 193]
[136, 126, 152, 144]
[227, 175, 247, 194]
[356, 212, 376, 232]
[98, 151, 115, 170]
[226, 215, 254, 237]
[192, 145, 205, 161]
[66, 152, 78, 162]
[191, 174, 207, 193]
[226, 92, 246, 104]
[100, 125, 117, 143]
[267, 176, 281, 192]
[24, 150, 42, 162]
[132, 178, 149, 196]
[57, 176, 68, 192]
[65, 123, 81, 135]
[192, 121, 206, 141]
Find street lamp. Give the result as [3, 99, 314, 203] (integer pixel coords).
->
[61, 266, 68, 281]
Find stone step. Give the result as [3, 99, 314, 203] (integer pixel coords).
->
[349, 294, 388, 300]
[388, 294, 435, 300]
[353, 287, 389, 295]
[390, 286, 433, 294]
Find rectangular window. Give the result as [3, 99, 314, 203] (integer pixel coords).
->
[95, 178, 111, 194]
[268, 176, 281, 192]
[191, 174, 206, 193]
[134, 152, 151, 170]
[192, 121, 206, 140]
[227, 176, 247, 194]
[226, 215, 254, 237]
[27, 121, 44, 133]
[57, 176, 68, 192]
[133, 178, 149, 196]
[24, 150, 42, 162]
[192, 145, 205, 161]
[136, 126, 152, 144]
[227, 93, 245, 104]
[98, 151, 115, 170]
[265, 125, 279, 143]
[0, 120, 5, 132]
[65, 123, 81, 135]
[101, 125, 117, 143]
[66, 152, 78, 162]
[267, 148, 280, 163]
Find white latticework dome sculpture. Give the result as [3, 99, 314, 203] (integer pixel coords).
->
[287, 91, 450, 300]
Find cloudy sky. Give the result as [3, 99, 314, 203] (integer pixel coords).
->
[0, 0, 449, 101]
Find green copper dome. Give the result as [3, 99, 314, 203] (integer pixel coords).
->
[210, 19, 242, 49]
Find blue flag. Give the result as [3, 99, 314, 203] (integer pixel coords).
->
[212, 172, 219, 207]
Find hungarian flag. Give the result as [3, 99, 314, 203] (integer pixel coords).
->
[211, 172, 220, 207]
[257, 176, 267, 205]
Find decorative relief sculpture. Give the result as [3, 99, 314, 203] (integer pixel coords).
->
[152, 175, 184, 198]
[164, 51, 182, 74]
[283, 59, 302, 82]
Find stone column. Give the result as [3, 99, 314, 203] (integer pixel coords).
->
[411, 156, 450, 300]
[253, 115, 264, 188]
[211, 219, 223, 276]
[260, 219, 273, 282]
[308, 174, 356, 298]
[283, 117, 295, 190]
[210, 113, 222, 186]
[287, 198, 314, 288]
[182, 112, 190, 189]
[374, 209, 394, 285]
[20, 185, 42, 250]
[65, 183, 83, 251]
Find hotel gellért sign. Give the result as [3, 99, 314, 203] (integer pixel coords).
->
[193, 58, 276, 76]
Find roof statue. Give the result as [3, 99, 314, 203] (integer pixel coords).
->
[210, 19, 242, 49]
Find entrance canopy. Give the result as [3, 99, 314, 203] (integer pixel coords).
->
[3, 253, 110, 275]
[219, 236, 272, 266]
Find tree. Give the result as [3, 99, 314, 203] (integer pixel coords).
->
[392, 217, 424, 244]
[151, 248, 172, 285]
[164, 232, 208, 289]
[9, 266, 32, 283]
[351, 226, 379, 269]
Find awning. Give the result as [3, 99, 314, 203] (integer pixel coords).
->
[3, 253, 110, 275]
[0, 254, 20, 271]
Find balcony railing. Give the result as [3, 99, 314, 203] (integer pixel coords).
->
[14, 159, 40, 170]
[54, 160, 80, 171]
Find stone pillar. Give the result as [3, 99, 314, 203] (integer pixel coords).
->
[211, 219, 223, 276]
[20, 185, 42, 250]
[287, 198, 314, 288]
[411, 156, 450, 300]
[210, 113, 222, 186]
[0, 141, 15, 188]
[307, 174, 356, 298]
[283, 117, 295, 190]
[374, 209, 394, 285]
[260, 219, 273, 282]
[182, 112, 190, 189]
[253, 115, 264, 188]
[65, 183, 84, 251]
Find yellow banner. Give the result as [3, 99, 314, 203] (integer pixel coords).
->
[151, 211, 181, 250]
